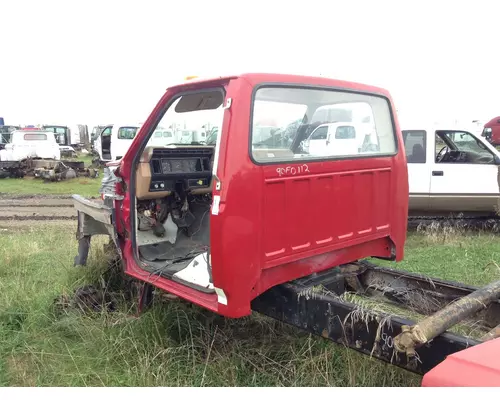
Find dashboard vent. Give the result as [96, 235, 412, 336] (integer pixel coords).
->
[151, 159, 162, 174]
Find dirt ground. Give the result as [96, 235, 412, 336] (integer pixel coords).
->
[0, 193, 101, 231]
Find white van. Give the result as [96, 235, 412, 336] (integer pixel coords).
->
[0, 129, 60, 161]
[94, 123, 140, 162]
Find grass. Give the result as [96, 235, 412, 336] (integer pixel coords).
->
[0, 154, 102, 197]
[0, 223, 498, 387]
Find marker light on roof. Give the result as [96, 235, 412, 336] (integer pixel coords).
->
[184, 76, 198, 81]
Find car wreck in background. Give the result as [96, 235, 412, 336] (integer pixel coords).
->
[92, 123, 140, 165]
[0, 124, 21, 150]
[0, 128, 98, 181]
[43, 124, 91, 156]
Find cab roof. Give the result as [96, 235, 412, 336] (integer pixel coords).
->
[169, 73, 393, 99]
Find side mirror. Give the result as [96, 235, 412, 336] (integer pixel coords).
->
[495, 155, 500, 165]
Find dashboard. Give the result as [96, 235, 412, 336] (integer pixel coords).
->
[136, 146, 214, 200]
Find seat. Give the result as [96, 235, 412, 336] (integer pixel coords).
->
[409, 143, 425, 163]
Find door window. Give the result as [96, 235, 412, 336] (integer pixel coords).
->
[310, 126, 328, 140]
[101, 127, 112, 136]
[436, 130, 495, 164]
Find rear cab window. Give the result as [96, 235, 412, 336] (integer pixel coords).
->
[250, 86, 396, 163]
[23, 133, 48, 141]
[402, 130, 427, 163]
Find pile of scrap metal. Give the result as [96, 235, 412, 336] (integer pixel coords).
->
[0, 159, 99, 181]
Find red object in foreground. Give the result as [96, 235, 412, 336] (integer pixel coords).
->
[422, 338, 500, 387]
[483, 116, 500, 146]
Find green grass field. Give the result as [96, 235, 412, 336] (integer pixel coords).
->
[0, 154, 102, 197]
[0, 223, 498, 387]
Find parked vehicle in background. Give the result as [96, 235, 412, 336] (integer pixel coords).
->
[301, 122, 378, 156]
[148, 126, 177, 146]
[482, 116, 500, 146]
[90, 125, 108, 150]
[0, 125, 21, 150]
[93, 123, 140, 163]
[0, 129, 60, 161]
[42, 124, 89, 153]
[402, 124, 500, 216]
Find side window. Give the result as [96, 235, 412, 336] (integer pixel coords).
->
[251, 87, 396, 163]
[438, 130, 496, 164]
[310, 126, 328, 140]
[402, 130, 426, 163]
[101, 127, 112, 137]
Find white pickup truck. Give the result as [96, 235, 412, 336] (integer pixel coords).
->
[402, 125, 500, 216]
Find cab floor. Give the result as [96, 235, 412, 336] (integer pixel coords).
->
[137, 201, 213, 293]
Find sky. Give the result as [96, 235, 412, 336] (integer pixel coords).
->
[1, 0, 499, 128]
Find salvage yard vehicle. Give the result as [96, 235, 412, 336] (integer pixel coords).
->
[301, 122, 378, 157]
[72, 73, 500, 387]
[149, 126, 177, 146]
[482, 116, 500, 147]
[93, 123, 140, 164]
[403, 125, 500, 218]
[42, 124, 89, 153]
[90, 125, 108, 150]
[0, 125, 21, 150]
[0, 128, 60, 161]
[0, 128, 98, 180]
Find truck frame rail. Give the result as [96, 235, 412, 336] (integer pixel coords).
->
[251, 260, 500, 375]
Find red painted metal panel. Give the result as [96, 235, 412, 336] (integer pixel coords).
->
[422, 338, 500, 387]
[261, 166, 392, 266]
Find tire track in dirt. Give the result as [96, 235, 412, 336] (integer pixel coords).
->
[0, 194, 102, 223]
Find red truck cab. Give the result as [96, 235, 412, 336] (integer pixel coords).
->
[81, 73, 409, 318]
[482, 116, 500, 146]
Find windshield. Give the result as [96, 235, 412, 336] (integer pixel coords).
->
[146, 92, 223, 147]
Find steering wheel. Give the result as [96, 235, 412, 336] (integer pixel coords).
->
[436, 146, 448, 162]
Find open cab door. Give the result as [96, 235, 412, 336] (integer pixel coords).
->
[79, 73, 407, 318]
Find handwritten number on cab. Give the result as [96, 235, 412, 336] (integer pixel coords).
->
[276, 164, 310, 177]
